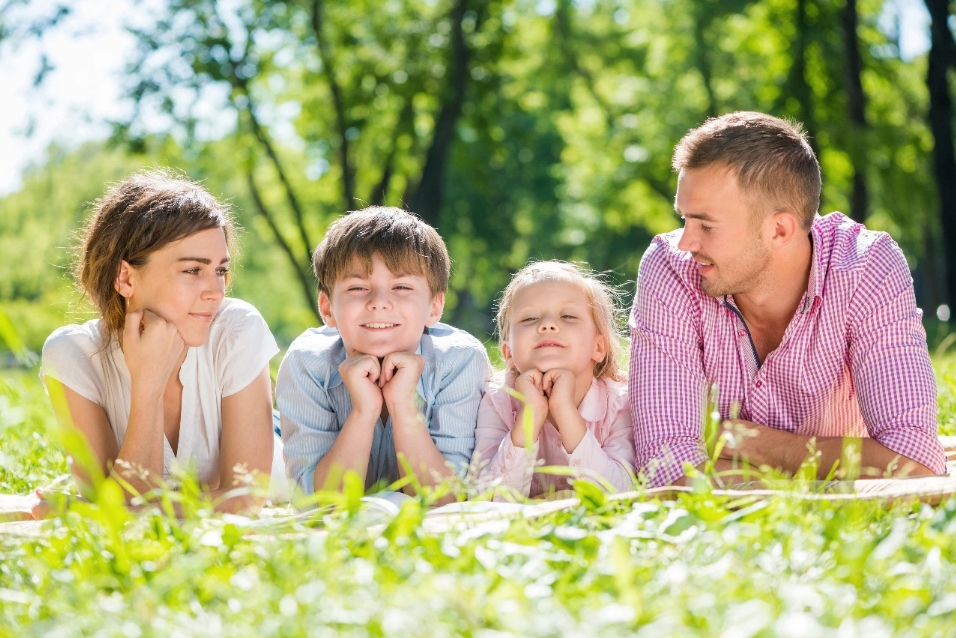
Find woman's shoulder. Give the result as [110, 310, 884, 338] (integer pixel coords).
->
[212, 297, 267, 327]
[42, 319, 107, 362]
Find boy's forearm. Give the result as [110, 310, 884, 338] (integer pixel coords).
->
[391, 405, 457, 504]
[312, 411, 378, 492]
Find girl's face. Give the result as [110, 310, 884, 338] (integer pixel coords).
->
[116, 227, 229, 347]
[502, 278, 607, 378]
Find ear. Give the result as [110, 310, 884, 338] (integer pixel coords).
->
[425, 292, 445, 327]
[114, 260, 135, 300]
[770, 211, 801, 247]
[591, 332, 608, 363]
[318, 291, 337, 328]
[501, 341, 513, 367]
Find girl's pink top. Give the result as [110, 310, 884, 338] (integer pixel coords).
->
[471, 375, 636, 499]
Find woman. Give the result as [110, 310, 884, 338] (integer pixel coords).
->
[40, 170, 284, 514]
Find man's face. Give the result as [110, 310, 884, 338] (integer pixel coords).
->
[318, 253, 444, 357]
[675, 165, 771, 298]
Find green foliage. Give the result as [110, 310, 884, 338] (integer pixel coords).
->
[2, 358, 956, 634]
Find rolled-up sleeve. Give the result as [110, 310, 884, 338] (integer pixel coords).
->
[847, 237, 946, 474]
[428, 344, 492, 477]
[629, 240, 709, 487]
[276, 346, 341, 498]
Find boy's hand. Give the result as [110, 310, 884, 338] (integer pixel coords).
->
[339, 353, 384, 418]
[379, 351, 425, 413]
[123, 309, 185, 397]
[511, 369, 549, 447]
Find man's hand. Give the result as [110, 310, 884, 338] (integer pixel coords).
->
[717, 420, 778, 466]
[339, 353, 384, 418]
[510, 369, 550, 447]
[380, 351, 426, 416]
[123, 309, 185, 397]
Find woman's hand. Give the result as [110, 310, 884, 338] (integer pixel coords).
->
[122, 309, 185, 397]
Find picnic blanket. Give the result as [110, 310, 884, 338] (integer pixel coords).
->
[3, 437, 956, 535]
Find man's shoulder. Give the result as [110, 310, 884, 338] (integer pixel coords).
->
[639, 229, 699, 286]
[814, 212, 904, 274]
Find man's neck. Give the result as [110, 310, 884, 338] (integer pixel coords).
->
[733, 233, 813, 332]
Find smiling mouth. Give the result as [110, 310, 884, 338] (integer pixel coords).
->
[362, 323, 399, 330]
[189, 313, 214, 322]
[534, 340, 564, 349]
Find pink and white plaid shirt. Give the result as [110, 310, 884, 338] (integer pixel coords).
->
[629, 212, 946, 487]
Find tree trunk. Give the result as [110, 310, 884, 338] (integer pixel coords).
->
[790, 0, 821, 162]
[925, 0, 956, 306]
[408, 0, 472, 228]
[840, 0, 868, 223]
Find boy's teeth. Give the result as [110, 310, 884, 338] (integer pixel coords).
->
[364, 323, 395, 329]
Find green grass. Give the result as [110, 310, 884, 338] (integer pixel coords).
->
[2, 357, 956, 636]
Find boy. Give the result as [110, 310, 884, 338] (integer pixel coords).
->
[277, 206, 491, 504]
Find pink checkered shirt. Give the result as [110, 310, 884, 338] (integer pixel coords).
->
[628, 212, 946, 487]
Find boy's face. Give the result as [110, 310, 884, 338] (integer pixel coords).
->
[318, 253, 444, 357]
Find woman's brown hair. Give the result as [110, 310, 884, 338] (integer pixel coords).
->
[77, 169, 236, 343]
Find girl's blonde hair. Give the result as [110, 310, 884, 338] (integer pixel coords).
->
[495, 260, 625, 382]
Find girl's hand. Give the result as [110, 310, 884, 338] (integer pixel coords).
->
[511, 369, 549, 447]
[122, 309, 185, 398]
[542, 368, 577, 414]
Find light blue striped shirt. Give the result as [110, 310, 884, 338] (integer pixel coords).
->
[276, 322, 492, 496]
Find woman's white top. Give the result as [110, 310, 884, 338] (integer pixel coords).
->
[40, 298, 284, 494]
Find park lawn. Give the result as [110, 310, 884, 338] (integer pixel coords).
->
[0, 356, 955, 636]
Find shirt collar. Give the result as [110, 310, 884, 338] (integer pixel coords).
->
[803, 220, 823, 314]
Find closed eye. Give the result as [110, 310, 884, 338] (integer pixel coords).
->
[561, 314, 577, 320]
[520, 316, 539, 323]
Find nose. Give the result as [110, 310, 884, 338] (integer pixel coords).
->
[676, 222, 698, 254]
[367, 288, 392, 310]
[202, 270, 225, 302]
[537, 315, 559, 332]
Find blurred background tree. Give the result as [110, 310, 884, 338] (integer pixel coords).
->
[0, 0, 952, 355]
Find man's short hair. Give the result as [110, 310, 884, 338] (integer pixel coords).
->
[312, 206, 450, 297]
[672, 111, 821, 228]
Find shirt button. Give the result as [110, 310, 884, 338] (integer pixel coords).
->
[738, 330, 747, 337]
[755, 381, 763, 388]
[571, 459, 581, 467]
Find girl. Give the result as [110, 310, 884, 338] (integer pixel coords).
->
[471, 261, 635, 499]
[39, 170, 284, 514]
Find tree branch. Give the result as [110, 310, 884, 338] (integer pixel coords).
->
[246, 167, 320, 320]
[236, 83, 314, 268]
[408, 0, 473, 227]
[369, 99, 414, 206]
[311, 0, 355, 211]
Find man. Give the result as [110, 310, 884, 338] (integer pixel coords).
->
[629, 111, 946, 487]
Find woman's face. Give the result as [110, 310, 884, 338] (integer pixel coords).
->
[117, 227, 229, 347]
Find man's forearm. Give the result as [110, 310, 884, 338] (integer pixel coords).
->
[722, 421, 936, 479]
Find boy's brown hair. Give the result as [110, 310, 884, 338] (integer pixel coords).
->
[672, 111, 821, 229]
[312, 206, 450, 297]
[78, 169, 236, 344]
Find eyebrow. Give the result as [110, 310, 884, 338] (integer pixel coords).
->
[177, 257, 231, 265]
[675, 208, 718, 222]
